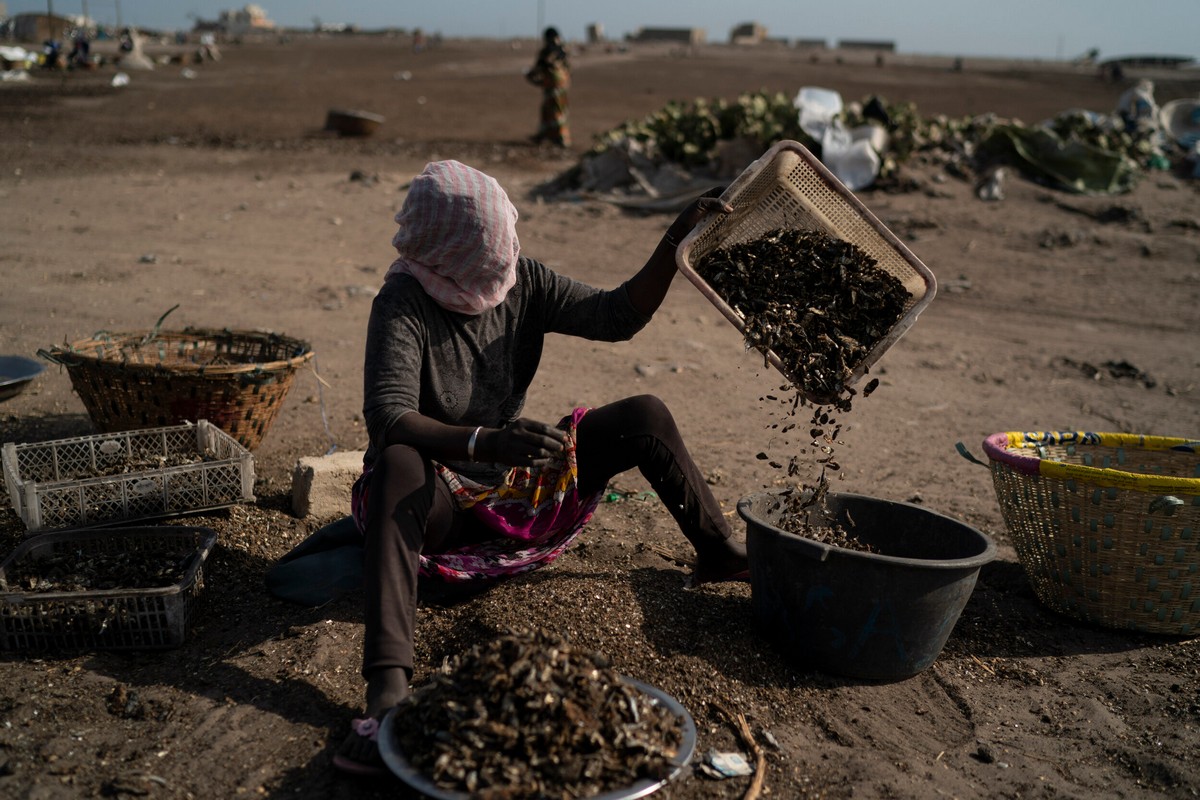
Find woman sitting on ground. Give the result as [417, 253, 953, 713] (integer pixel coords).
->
[333, 159, 749, 776]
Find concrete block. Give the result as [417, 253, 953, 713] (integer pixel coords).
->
[291, 449, 365, 520]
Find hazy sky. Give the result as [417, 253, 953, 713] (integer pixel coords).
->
[9, 0, 1200, 61]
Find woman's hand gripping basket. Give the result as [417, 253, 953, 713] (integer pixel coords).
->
[983, 431, 1200, 636]
[41, 326, 313, 451]
[676, 139, 936, 405]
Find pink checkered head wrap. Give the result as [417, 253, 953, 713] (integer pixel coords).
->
[385, 160, 520, 315]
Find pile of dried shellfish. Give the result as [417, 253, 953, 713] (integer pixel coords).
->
[695, 227, 910, 406]
[389, 627, 684, 798]
[4, 549, 191, 593]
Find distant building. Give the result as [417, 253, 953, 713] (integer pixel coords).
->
[586, 23, 604, 44]
[729, 22, 766, 45]
[219, 4, 276, 37]
[793, 38, 828, 50]
[629, 27, 705, 45]
[7, 12, 75, 43]
[1100, 54, 1194, 69]
[837, 39, 895, 52]
[316, 22, 359, 34]
[192, 19, 223, 36]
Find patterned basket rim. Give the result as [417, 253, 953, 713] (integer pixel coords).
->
[43, 327, 313, 377]
[982, 430, 1200, 494]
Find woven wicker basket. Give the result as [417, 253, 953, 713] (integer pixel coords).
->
[41, 327, 313, 451]
[983, 431, 1200, 636]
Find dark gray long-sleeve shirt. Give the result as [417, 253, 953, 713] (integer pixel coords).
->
[362, 256, 651, 483]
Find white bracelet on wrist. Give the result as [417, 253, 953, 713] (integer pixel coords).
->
[467, 426, 482, 461]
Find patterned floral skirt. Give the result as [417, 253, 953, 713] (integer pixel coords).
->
[352, 408, 602, 583]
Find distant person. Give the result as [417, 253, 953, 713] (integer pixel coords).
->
[525, 27, 571, 147]
[41, 39, 64, 70]
[67, 34, 90, 69]
[116, 27, 155, 71]
[1116, 79, 1158, 134]
[198, 32, 221, 62]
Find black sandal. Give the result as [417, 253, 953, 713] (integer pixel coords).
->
[331, 717, 388, 778]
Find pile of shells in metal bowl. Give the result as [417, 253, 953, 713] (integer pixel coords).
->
[694, 227, 910, 407]
[389, 627, 684, 798]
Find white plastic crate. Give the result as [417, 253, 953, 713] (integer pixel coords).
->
[3, 421, 255, 533]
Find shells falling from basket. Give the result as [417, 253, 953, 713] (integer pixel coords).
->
[694, 227, 912, 405]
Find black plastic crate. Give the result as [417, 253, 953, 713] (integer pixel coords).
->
[0, 526, 216, 652]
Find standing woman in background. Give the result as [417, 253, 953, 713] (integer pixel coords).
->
[526, 27, 571, 147]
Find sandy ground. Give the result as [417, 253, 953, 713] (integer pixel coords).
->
[1, 35, 1199, 799]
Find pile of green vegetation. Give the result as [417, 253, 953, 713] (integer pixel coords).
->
[568, 90, 1164, 195]
[588, 90, 818, 168]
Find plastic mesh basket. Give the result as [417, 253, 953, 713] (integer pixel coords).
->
[3, 421, 254, 533]
[983, 431, 1200, 636]
[0, 526, 216, 652]
[677, 139, 936, 403]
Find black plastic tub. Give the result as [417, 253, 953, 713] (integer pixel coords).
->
[738, 490, 996, 681]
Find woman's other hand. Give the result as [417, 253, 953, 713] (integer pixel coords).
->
[484, 418, 567, 468]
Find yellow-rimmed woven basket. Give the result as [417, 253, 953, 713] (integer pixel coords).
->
[983, 431, 1200, 636]
[41, 327, 313, 451]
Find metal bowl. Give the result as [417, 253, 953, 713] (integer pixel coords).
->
[0, 355, 45, 402]
[378, 676, 697, 800]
